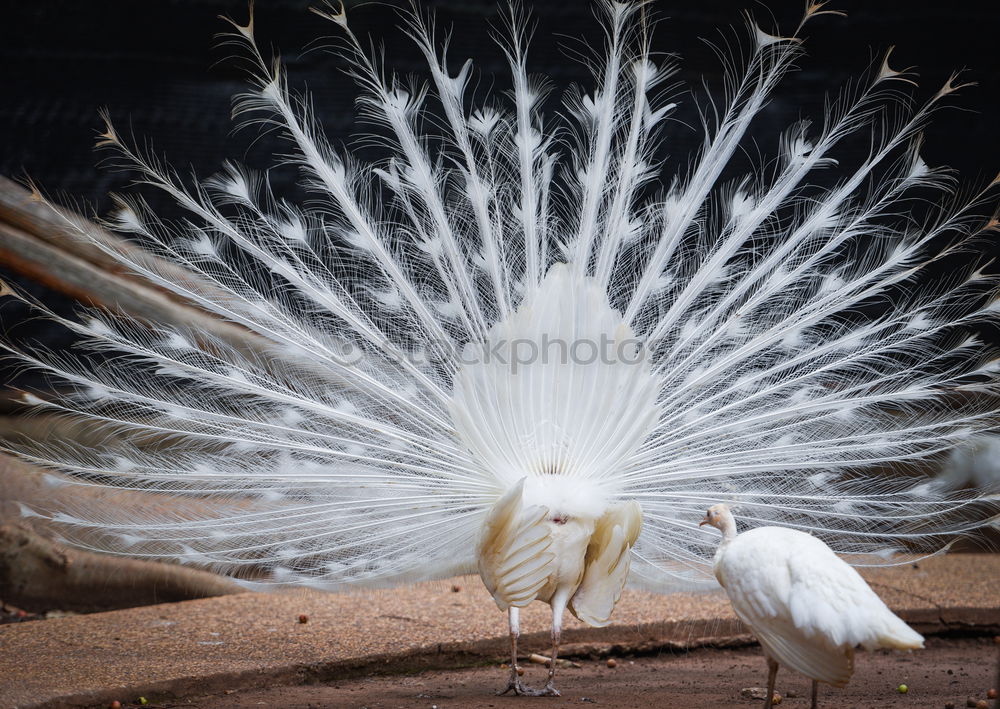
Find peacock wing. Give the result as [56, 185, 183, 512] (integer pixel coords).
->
[568, 500, 642, 627]
[779, 533, 924, 653]
[477, 478, 556, 610]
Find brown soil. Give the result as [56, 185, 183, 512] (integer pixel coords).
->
[143, 636, 997, 709]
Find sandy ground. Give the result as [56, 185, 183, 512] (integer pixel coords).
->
[136, 636, 998, 709]
[4, 557, 997, 708]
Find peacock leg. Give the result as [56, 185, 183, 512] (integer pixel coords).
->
[537, 603, 564, 696]
[497, 607, 543, 696]
[763, 656, 779, 709]
[810, 678, 818, 709]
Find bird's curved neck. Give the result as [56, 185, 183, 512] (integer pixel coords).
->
[718, 511, 737, 542]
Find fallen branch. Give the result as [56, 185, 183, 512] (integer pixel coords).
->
[0, 523, 240, 613]
[0, 176, 270, 354]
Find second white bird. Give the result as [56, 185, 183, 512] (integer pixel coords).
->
[701, 504, 924, 709]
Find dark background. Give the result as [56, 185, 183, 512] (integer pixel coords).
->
[0, 0, 998, 379]
[3, 1, 997, 199]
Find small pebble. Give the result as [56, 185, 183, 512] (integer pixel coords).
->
[988, 689, 998, 699]
[786, 690, 797, 698]
[976, 701, 988, 709]
[967, 698, 979, 708]
[898, 684, 908, 694]
[138, 699, 148, 706]
[944, 703, 955, 709]
[109, 703, 121, 709]
[298, 614, 309, 624]
[451, 584, 461, 592]
[606, 658, 618, 668]
[517, 666, 525, 677]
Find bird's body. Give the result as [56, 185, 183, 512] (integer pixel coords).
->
[466, 266, 647, 693]
[478, 482, 639, 694]
[703, 504, 923, 707]
[2, 0, 998, 698]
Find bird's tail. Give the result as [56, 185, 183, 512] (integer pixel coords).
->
[1, 2, 998, 593]
[867, 613, 924, 651]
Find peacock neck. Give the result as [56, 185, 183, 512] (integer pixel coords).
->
[718, 510, 737, 542]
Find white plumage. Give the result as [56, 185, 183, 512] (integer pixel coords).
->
[939, 435, 1000, 493]
[702, 504, 924, 708]
[1, 0, 998, 697]
[478, 477, 641, 693]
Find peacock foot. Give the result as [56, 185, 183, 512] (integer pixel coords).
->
[497, 678, 536, 696]
[496, 673, 559, 697]
[537, 681, 561, 697]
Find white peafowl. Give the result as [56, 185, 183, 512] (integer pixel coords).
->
[2, 0, 999, 698]
[700, 503, 925, 709]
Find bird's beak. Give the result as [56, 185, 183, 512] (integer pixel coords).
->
[698, 515, 709, 527]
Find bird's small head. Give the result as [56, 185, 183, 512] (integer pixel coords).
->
[699, 504, 736, 539]
[698, 503, 728, 528]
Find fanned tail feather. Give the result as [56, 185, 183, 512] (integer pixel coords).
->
[2, 2, 998, 592]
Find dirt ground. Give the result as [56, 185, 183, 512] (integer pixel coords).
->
[138, 636, 997, 709]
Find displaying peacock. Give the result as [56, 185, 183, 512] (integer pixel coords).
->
[2, 0, 999, 697]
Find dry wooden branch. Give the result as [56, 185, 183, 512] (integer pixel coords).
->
[0, 524, 240, 613]
[0, 453, 241, 612]
[0, 176, 269, 354]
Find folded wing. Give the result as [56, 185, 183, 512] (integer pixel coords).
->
[569, 501, 642, 626]
[477, 479, 556, 610]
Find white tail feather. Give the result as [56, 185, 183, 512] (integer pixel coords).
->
[2, 2, 998, 595]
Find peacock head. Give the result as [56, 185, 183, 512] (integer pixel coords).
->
[699, 503, 736, 539]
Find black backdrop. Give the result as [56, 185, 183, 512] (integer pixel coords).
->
[4, 1, 998, 198]
[0, 0, 998, 383]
